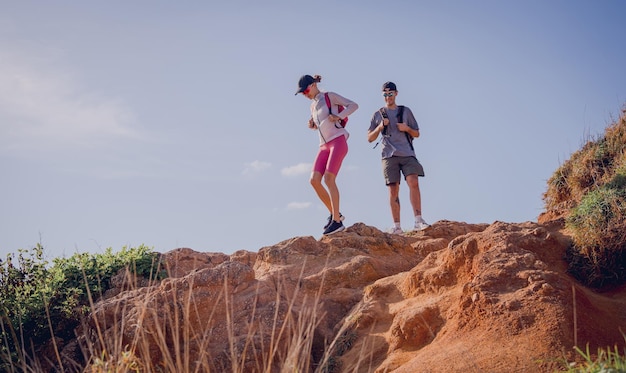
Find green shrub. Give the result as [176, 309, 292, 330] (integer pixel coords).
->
[543, 107, 626, 289]
[0, 244, 167, 371]
[565, 158, 626, 288]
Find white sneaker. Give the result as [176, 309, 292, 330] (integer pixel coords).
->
[414, 219, 430, 231]
[388, 227, 403, 235]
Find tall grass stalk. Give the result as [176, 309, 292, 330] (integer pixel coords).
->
[42, 294, 64, 373]
[2, 250, 378, 372]
[85, 262, 348, 372]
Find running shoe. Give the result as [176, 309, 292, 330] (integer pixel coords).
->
[324, 213, 344, 230]
[388, 227, 404, 235]
[323, 220, 345, 235]
[414, 219, 430, 231]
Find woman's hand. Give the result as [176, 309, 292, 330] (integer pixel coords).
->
[328, 114, 341, 123]
[308, 117, 317, 129]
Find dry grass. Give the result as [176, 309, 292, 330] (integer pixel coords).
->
[544, 108, 626, 217]
[544, 106, 626, 288]
[2, 259, 372, 372]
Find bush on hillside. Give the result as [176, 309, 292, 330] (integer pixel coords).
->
[543, 107, 626, 288]
[0, 244, 167, 371]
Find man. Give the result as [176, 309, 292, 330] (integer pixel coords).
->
[367, 81, 429, 233]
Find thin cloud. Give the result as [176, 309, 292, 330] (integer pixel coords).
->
[0, 48, 140, 154]
[242, 160, 272, 176]
[281, 163, 311, 177]
[287, 202, 311, 210]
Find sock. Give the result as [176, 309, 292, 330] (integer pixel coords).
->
[394, 222, 401, 229]
[415, 215, 423, 224]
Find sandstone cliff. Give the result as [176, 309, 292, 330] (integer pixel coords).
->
[79, 219, 626, 372]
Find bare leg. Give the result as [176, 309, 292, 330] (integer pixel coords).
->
[406, 174, 422, 216]
[324, 172, 341, 222]
[388, 182, 401, 223]
[310, 171, 332, 214]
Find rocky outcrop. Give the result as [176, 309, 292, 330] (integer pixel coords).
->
[75, 220, 626, 372]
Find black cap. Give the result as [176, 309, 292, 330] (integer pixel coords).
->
[295, 75, 315, 95]
[382, 81, 397, 91]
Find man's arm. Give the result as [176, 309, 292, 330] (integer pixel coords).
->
[368, 123, 385, 143]
[397, 123, 420, 138]
[398, 106, 420, 138]
[368, 110, 388, 142]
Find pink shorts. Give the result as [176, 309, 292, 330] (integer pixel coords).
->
[313, 135, 348, 175]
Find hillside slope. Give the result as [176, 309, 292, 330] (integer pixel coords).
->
[69, 220, 626, 372]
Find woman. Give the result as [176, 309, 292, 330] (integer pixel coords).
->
[295, 74, 358, 235]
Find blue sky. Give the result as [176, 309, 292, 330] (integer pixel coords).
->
[1, 0, 625, 259]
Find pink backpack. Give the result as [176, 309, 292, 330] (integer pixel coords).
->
[324, 93, 348, 127]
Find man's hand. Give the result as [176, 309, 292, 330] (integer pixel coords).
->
[397, 122, 420, 138]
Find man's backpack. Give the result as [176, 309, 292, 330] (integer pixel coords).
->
[324, 92, 348, 127]
[381, 105, 414, 150]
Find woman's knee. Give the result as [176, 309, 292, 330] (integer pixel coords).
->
[323, 172, 336, 186]
[310, 172, 323, 187]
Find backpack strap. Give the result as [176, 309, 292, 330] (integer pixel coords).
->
[396, 105, 414, 151]
[380, 107, 389, 135]
[325, 92, 346, 128]
[324, 92, 333, 115]
[396, 105, 404, 121]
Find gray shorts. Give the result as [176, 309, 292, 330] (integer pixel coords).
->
[382, 156, 425, 185]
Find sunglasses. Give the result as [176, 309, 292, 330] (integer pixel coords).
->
[383, 92, 396, 97]
[302, 86, 311, 95]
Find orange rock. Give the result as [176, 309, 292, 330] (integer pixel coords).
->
[72, 221, 626, 372]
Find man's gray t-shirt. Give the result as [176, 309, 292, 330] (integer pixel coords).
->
[369, 106, 419, 159]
